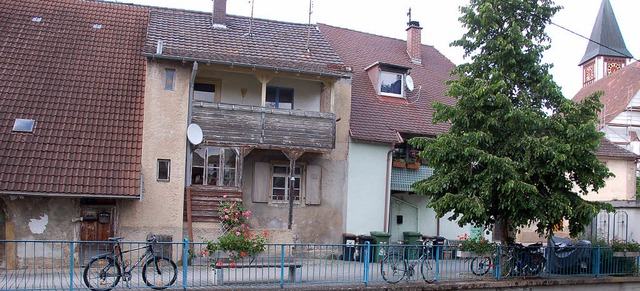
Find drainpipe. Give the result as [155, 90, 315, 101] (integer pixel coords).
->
[186, 61, 199, 244]
[384, 143, 396, 232]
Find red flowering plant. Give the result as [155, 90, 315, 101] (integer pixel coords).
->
[611, 238, 640, 252]
[204, 196, 268, 261]
[456, 234, 496, 255]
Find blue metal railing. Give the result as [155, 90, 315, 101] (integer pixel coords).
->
[0, 240, 638, 290]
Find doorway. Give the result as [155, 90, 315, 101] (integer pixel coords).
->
[80, 203, 116, 264]
[389, 196, 418, 243]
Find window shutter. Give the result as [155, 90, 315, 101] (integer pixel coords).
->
[305, 165, 321, 205]
[252, 162, 270, 203]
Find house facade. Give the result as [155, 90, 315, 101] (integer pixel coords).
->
[319, 20, 471, 243]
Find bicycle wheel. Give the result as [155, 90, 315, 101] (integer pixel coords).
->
[420, 252, 437, 283]
[83, 255, 121, 291]
[142, 256, 177, 289]
[499, 254, 514, 278]
[470, 256, 491, 276]
[381, 254, 405, 283]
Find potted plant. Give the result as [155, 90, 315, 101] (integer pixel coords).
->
[456, 234, 496, 257]
[204, 196, 268, 263]
[392, 158, 406, 168]
[611, 239, 640, 257]
[405, 158, 420, 169]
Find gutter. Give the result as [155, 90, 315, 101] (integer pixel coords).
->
[142, 53, 346, 79]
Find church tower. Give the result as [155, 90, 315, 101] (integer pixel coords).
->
[579, 0, 633, 87]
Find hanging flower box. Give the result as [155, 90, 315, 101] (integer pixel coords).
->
[456, 251, 480, 258]
[613, 251, 640, 257]
[406, 161, 420, 169]
[392, 159, 406, 168]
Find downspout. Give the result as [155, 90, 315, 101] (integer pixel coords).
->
[384, 143, 396, 232]
[186, 61, 199, 244]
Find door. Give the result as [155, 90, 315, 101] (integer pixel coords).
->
[389, 197, 418, 244]
[80, 207, 115, 264]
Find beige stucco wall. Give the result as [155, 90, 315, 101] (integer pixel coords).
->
[583, 158, 636, 201]
[118, 59, 190, 243]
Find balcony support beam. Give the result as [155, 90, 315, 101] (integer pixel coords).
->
[255, 73, 274, 107]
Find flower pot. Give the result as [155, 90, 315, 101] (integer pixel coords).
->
[406, 163, 420, 169]
[613, 251, 640, 257]
[456, 250, 479, 258]
[392, 161, 406, 168]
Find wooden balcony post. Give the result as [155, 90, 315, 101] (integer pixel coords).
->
[255, 73, 273, 107]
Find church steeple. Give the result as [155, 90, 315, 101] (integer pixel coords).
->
[580, 0, 633, 86]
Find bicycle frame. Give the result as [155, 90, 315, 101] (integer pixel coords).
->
[113, 241, 155, 277]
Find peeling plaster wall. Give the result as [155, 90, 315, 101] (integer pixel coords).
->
[118, 59, 189, 243]
[0, 196, 80, 240]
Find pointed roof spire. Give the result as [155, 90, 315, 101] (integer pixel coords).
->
[579, 0, 633, 65]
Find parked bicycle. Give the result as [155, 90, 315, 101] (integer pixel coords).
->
[469, 254, 494, 276]
[83, 234, 177, 291]
[501, 242, 545, 277]
[381, 239, 437, 283]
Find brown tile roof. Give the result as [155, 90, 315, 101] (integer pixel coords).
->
[572, 61, 640, 125]
[597, 138, 638, 159]
[0, 0, 148, 198]
[318, 24, 457, 143]
[144, 8, 345, 77]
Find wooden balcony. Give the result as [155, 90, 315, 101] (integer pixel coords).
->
[191, 103, 336, 152]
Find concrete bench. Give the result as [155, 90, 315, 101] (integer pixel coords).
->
[213, 257, 303, 285]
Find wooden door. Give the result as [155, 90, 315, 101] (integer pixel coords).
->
[80, 207, 114, 264]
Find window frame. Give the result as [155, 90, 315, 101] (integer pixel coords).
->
[191, 146, 238, 187]
[269, 163, 304, 203]
[12, 119, 36, 133]
[164, 68, 175, 91]
[193, 78, 222, 103]
[378, 70, 405, 98]
[266, 86, 294, 109]
[157, 159, 171, 182]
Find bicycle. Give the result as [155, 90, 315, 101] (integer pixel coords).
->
[83, 234, 178, 291]
[381, 239, 437, 283]
[501, 242, 545, 277]
[469, 254, 494, 276]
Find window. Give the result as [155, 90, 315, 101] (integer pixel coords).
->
[157, 159, 170, 181]
[191, 147, 237, 186]
[271, 165, 302, 202]
[266, 86, 294, 109]
[164, 69, 175, 90]
[379, 71, 404, 97]
[194, 78, 222, 102]
[12, 119, 35, 132]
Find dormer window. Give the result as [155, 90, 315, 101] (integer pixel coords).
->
[365, 62, 410, 99]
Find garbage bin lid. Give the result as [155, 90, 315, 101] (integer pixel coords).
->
[342, 233, 358, 238]
[359, 235, 375, 240]
[403, 231, 422, 236]
[370, 231, 391, 237]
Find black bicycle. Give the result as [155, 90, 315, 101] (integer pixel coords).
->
[381, 239, 437, 283]
[83, 234, 177, 291]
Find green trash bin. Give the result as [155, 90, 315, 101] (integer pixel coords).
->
[403, 231, 423, 260]
[370, 231, 391, 262]
[403, 231, 423, 245]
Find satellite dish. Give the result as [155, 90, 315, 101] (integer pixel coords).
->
[187, 123, 203, 145]
[406, 75, 415, 92]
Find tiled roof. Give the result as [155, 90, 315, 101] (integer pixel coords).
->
[0, 0, 148, 198]
[572, 61, 640, 125]
[318, 24, 456, 143]
[144, 8, 345, 77]
[597, 138, 638, 159]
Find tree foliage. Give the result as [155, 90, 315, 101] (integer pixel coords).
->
[411, 0, 613, 242]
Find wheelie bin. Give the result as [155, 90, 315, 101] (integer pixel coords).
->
[370, 231, 391, 262]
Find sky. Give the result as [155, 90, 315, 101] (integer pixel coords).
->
[115, 0, 640, 99]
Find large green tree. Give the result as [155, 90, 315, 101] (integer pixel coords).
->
[411, 0, 613, 243]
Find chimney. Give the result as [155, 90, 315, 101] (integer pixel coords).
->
[212, 0, 227, 29]
[406, 21, 422, 64]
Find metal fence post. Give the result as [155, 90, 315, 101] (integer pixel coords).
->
[182, 238, 189, 291]
[363, 241, 370, 286]
[494, 245, 501, 280]
[594, 246, 600, 277]
[280, 244, 285, 288]
[69, 241, 75, 291]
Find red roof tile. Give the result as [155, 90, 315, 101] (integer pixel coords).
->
[597, 138, 638, 159]
[572, 61, 640, 125]
[0, 0, 148, 198]
[318, 24, 456, 143]
[144, 8, 345, 77]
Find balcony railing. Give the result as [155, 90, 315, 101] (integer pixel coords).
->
[390, 165, 434, 192]
[192, 103, 336, 152]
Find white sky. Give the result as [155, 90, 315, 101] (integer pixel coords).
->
[117, 0, 640, 99]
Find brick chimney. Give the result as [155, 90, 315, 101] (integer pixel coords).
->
[406, 21, 422, 64]
[212, 0, 227, 29]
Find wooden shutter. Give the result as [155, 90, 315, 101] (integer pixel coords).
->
[305, 165, 322, 205]
[252, 162, 270, 203]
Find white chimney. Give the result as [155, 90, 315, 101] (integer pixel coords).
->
[212, 0, 227, 29]
[406, 21, 422, 64]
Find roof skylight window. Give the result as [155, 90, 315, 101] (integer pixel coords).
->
[31, 17, 42, 22]
[12, 119, 35, 132]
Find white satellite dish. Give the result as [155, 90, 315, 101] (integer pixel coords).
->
[187, 123, 203, 145]
[406, 75, 415, 92]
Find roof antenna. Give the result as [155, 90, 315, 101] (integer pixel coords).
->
[305, 0, 313, 53]
[245, 0, 255, 37]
